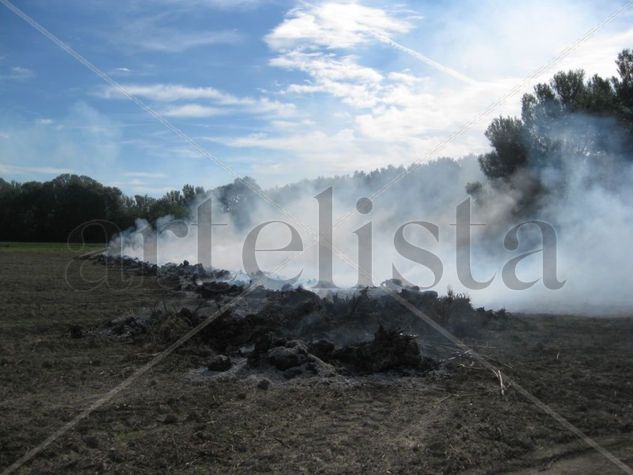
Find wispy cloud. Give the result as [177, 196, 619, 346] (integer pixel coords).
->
[110, 67, 132, 76]
[272, 51, 384, 108]
[0, 164, 72, 175]
[99, 83, 233, 102]
[134, 30, 242, 53]
[0, 66, 34, 80]
[111, 180, 174, 194]
[109, 13, 243, 53]
[99, 83, 295, 116]
[154, 0, 268, 10]
[123, 171, 167, 178]
[162, 104, 224, 118]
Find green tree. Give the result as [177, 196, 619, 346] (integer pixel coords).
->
[478, 117, 528, 179]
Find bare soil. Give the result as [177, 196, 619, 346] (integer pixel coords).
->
[1, 247, 633, 473]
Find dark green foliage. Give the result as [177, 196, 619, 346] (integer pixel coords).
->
[614, 49, 633, 126]
[0, 175, 206, 242]
[479, 49, 633, 185]
[479, 117, 529, 178]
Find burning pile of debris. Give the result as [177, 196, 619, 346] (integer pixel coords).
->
[89, 256, 507, 381]
[91, 254, 231, 285]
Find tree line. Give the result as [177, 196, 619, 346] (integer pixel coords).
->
[0, 175, 206, 242]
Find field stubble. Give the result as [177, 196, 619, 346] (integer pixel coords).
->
[1, 246, 633, 473]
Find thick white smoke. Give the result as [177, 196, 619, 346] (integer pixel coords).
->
[111, 115, 633, 315]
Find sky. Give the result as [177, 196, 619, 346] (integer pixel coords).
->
[1, 0, 633, 195]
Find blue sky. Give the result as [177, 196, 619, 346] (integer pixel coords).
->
[1, 0, 633, 195]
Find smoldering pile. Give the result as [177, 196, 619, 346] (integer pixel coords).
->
[89, 256, 508, 382]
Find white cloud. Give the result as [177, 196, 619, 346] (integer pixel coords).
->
[162, 104, 224, 118]
[100, 83, 228, 102]
[270, 118, 316, 129]
[273, 51, 384, 108]
[272, 51, 383, 83]
[386, 71, 427, 85]
[266, 1, 410, 50]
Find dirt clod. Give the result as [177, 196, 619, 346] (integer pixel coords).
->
[207, 354, 232, 372]
[267, 346, 306, 370]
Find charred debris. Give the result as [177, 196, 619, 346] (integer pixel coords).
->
[90, 255, 508, 381]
